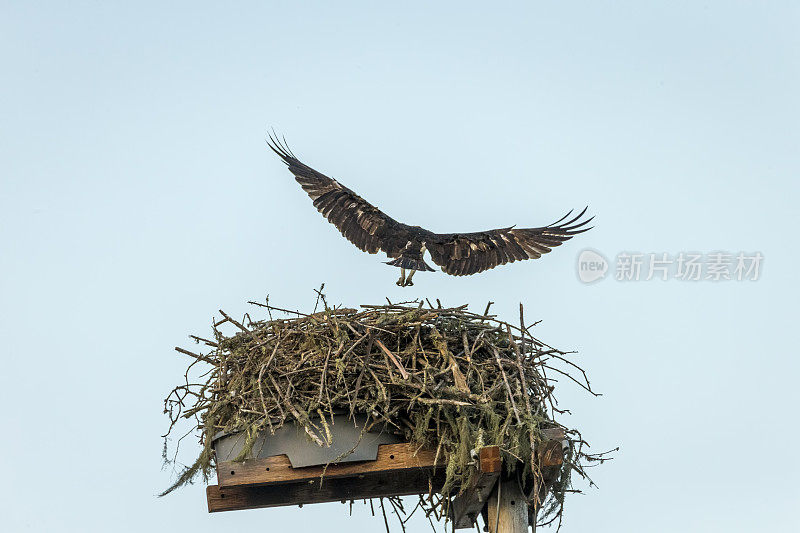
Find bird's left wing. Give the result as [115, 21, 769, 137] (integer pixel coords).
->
[426, 209, 593, 276]
[268, 136, 401, 255]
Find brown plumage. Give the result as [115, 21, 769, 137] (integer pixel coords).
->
[268, 135, 593, 286]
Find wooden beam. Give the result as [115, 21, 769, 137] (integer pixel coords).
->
[538, 438, 564, 468]
[451, 446, 501, 529]
[207, 469, 446, 513]
[217, 442, 440, 488]
[479, 445, 502, 473]
[530, 428, 567, 526]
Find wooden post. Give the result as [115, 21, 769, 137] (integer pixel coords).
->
[486, 477, 528, 533]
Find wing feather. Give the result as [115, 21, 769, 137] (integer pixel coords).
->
[268, 136, 401, 255]
[427, 209, 594, 276]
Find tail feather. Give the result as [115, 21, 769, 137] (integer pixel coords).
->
[386, 256, 435, 272]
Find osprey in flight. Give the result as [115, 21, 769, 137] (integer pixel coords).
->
[269, 136, 593, 286]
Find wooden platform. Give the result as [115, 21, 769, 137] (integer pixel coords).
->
[206, 429, 565, 530]
[216, 442, 439, 489]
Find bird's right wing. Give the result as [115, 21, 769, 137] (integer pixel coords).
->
[426, 209, 593, 276]
[268, 136, 402, 255]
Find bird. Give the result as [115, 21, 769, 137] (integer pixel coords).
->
[268, 135, 593, 287]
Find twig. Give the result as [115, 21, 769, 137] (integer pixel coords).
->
[374, 338, 409, 379]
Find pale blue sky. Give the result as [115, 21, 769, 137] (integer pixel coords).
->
[2, 2, 798, 532]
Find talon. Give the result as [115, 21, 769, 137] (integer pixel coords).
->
[404, 280, 414, 287]
[396, 279, 404, 286]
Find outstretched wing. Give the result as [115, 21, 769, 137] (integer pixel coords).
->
[426, 209, 593, 276]
[268, 135, 402, 255]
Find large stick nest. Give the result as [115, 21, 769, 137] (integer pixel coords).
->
[163, 295, 607, 529]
